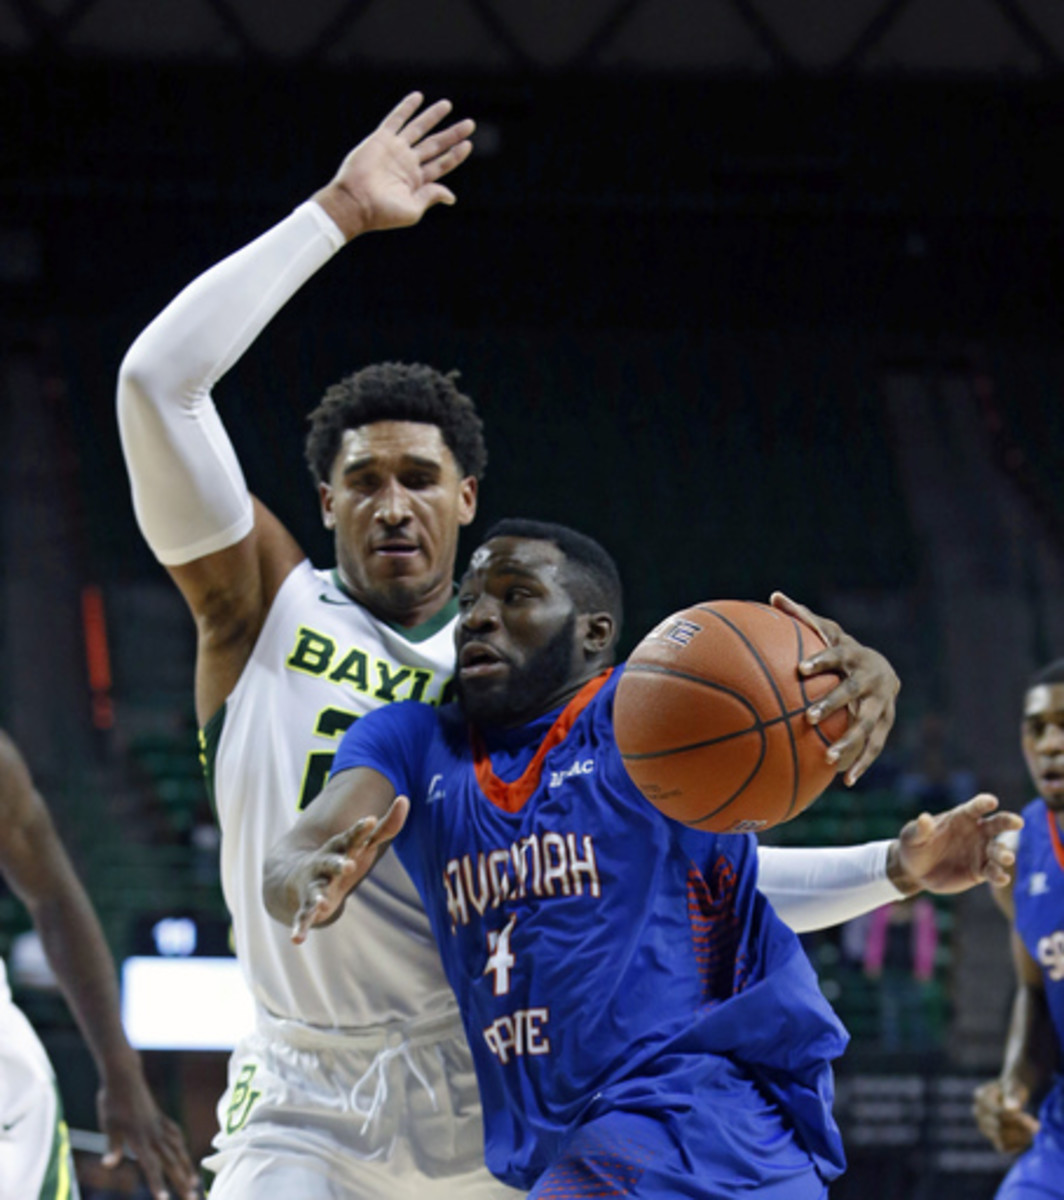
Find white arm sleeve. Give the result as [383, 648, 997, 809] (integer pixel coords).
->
[116, 201, 346, 566]
[757, 841, 902, 933]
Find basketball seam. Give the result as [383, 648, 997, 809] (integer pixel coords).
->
[693, 603, 800, 819]
[617, 706, 810, 761]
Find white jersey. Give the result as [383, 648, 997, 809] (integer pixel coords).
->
[204, 559, 459, 1028]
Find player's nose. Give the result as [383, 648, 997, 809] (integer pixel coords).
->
[375, 478, 412, 525]
[460, 593, 500, 631]
[1037, 722, 1064, 751]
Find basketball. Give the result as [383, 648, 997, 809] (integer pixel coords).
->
[613, 600, 849, 833]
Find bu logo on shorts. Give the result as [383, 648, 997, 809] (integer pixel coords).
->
[225, 1064, 262, 1134]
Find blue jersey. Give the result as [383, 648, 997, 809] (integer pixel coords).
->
[992, 799, 1064, 1199]
[333, 668, 848, 1193]
[1014, 800, 1064, 1120]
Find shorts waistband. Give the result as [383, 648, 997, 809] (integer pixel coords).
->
[255, 1004, 465, 1052]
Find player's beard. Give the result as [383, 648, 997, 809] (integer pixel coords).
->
[458, 613, 578, 729]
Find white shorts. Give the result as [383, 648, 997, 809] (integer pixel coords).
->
[203, 1007, 522, 1200]
[0, 997, 79, 1199]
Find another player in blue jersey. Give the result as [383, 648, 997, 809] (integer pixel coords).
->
[974, 660, 1064, 1198]
[266, 518, 1020, 1198]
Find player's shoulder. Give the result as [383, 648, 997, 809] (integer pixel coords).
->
[1019, 795, 1047, 820]
[1014, 796, 1049, 851]
[335, 700, 442, 775]
[363, 698, 441, 733]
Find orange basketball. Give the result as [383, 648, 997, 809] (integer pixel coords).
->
[613, 600, 848, 833]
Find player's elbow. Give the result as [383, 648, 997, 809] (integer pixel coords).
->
[116, 343, 159, 420]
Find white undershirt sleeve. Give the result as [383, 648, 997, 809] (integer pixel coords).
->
[116, 201, 346, 566]
[757, 841, 903, 933]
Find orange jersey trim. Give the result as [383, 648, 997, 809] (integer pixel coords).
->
[471, 671, 613, 814]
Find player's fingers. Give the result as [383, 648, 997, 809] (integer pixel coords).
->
[957, 792, 1000, 819]
[128, 1143, 169, 1200]
[420, 139, 475, 185]
[414, 184, 458, 210]
[995, 811, 1024, 830]
[904, 811, 936, 842]
[771, 591, 827, 640]
[292, 887, 330, 943]
[983, 857, 1013, 887]
[349, 816, 390, 853]
[371, 795, 411, 843]
[101, 1131, 124, 1169]
[334, 818, 378, 854]
[157, 1122, 201, 1200]
[416, 120, 476, 165]
[998, 1112, 1039, 1152]
[831, 712, 892, 785]
[986, 835, 1015, 867]
[401, 98, 455, 145]
[379, 91, 425, 134]
[806, 673, 861, 725]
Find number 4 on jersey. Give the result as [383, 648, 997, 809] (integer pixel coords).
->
[484, 915, 517, 996]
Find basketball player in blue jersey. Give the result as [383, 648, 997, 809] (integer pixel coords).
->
[267, 519, 1022, 1198]
[974, 659, 1064, 1198]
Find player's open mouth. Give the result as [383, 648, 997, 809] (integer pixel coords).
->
[458, 643, 507, 678]
[1039, 767, 1064, 793]
[373, 541, 420, 558]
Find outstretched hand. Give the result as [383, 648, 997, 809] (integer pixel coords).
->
[97, 1066, 201, 1200]
[771, 591, 900, 786]
[886, 793, 1022, 895]
[290, 797, 410, 943]
[315, 92, 475, 239]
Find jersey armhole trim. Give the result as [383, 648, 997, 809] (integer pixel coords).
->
[199, 702, 227, 822]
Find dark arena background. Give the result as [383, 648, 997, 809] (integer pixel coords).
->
[4, 2, 1064, 1196]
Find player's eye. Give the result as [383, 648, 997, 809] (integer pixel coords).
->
[403, 472, 435, 490]
[505, 586, 534, 604]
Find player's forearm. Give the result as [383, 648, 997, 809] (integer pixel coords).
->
[116, 201, 344, 565]
[119, 200, 344, 402]
[757, 841, 900, 933]
[1000, 983, 1053, 1098]
[30, 888, 141, 1076]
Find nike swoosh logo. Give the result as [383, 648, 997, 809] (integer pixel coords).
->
[2, 1115, 25, 1132]
[319, 593, 357, 607]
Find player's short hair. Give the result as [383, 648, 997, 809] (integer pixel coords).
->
[1028, 658, 1064, 689]
[304, 362, 488, 485]
[482, 518, 624, 630]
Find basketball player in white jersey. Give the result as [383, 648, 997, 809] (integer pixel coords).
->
[116, 90, 981, 1197]
[0, 728, 197, 1200]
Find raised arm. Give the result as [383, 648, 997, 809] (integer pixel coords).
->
[263, 767, 408, 943]
[0, 732, 199, 1200]
[116, 93, 475, 722]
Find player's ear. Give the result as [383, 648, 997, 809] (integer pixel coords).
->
[581, 611, 615, 659]
[458, 476, 478, 526]
[319, 481, 336, 529]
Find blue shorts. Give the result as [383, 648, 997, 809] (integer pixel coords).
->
[528, 1098, 828, 1199]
